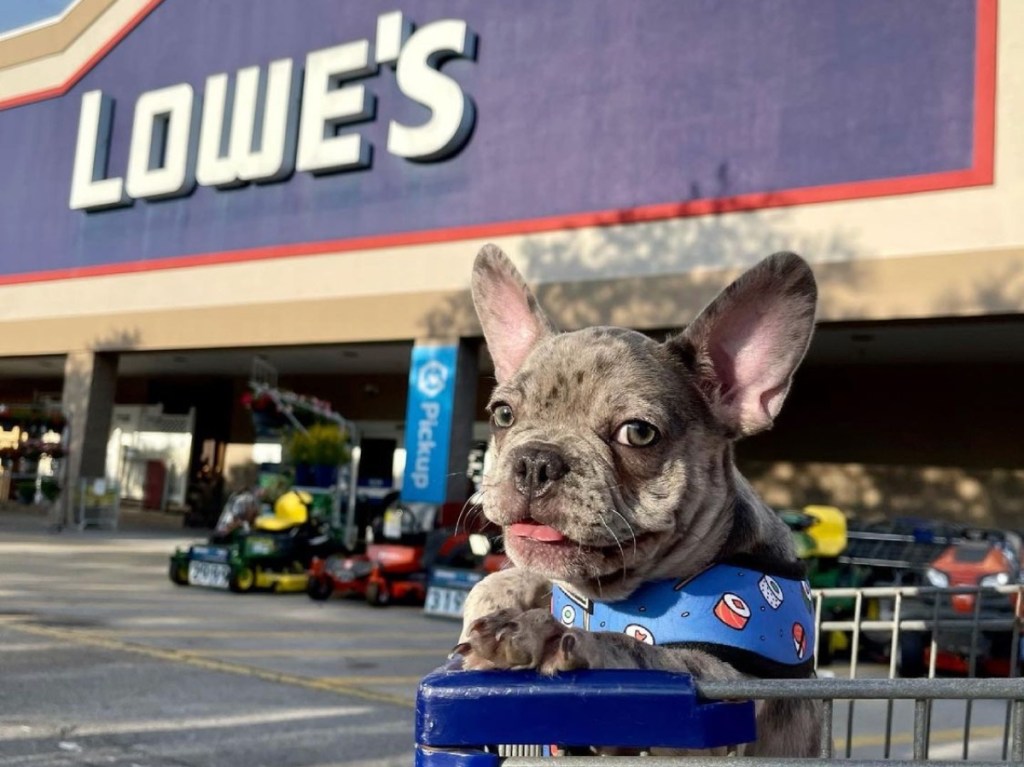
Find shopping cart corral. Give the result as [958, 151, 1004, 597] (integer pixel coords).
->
[838, 526, 960, 581]
[416, 583, 1023, 765]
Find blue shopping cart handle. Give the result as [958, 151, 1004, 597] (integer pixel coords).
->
[416, 668, 756, 751]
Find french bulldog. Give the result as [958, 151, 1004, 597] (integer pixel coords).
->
[455, 244, 823, 757]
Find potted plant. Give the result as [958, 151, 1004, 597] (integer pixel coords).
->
[284, 424, 350, 487]
[242, 391, 284, 437]
[14, 479, 36, 505]
[40, 478, 61, 502]
[18, 441, 43, 475]
[284, 429, 316, 486]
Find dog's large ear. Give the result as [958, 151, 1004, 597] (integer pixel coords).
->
[668, 252, 817, 437]
[471, 244, 555, 383]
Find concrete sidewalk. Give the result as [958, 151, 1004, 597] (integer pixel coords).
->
[0, 500, 198, 538]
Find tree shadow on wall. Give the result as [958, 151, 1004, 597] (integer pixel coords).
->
[417, 162, 869, 339]
[741, 460, 1024, 532]
[932, 261, 1024, 316]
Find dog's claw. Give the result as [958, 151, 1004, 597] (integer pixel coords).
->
[448, 642, 471, 659]
[494, 621, 518, 643]
[560, 633, 576, 655]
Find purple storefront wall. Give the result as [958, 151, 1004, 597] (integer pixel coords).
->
[0, 0, 993, 284]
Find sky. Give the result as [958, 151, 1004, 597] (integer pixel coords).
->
[0, 0, 75, 36]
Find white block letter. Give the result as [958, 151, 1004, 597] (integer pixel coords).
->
[125, 83, 198, 200]
[388, 20, 476, 162]
[295, 39, 377, 175]
[241, 58, 301, 183]
[69, 90, 130, 210]
[196, 58, 301, 188]
[195, 72, 239, 188]
[376, 11, 412, 67]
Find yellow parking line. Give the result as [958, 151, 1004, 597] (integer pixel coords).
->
[87, 628, 458, 640]
[832, 724, 1006, 750]
[189, 647, 443, 658]
[322, 676, 425, 686]
[5, 620, 416, 709]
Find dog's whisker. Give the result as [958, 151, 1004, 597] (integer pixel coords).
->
[455, 493, 483, 534]
[598, 516, 628, 582]
[603, 488, 642, 560]
[458, 508, 485, 536]
[606, 507, 638, 559]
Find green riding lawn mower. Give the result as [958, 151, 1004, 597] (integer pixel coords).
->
[169, 488, 348, 593]
[779, 505, 880, 664]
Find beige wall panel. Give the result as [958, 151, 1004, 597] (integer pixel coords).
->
[0, 0, 117, 68]
[0, 290, 464, 355]
[0, 0, 152, 101]
[0, 1, 1021, 353]
[2, 248, 1024, 355]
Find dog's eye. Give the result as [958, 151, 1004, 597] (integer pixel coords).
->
[613, 420, 659, 447]
[491, 404, 515, 428]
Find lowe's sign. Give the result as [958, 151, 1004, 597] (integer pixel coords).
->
[0, 1, 987, 282]
[402, 344, 458, 504]
[69, 11, 476, 210]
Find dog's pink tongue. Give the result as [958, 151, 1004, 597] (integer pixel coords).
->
[509, 521, 566, 542]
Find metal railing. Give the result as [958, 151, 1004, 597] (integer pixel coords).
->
[695, 678, 1023, 764]
[800, 583, 1022, 762]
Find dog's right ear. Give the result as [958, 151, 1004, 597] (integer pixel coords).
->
[471, 244, 555, 383]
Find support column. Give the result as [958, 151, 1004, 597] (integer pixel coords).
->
[445, 339, 479, 503]
[61, 351, 119, 527]
[401, 338, 479, 506]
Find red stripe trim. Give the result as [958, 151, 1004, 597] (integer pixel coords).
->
[0, 0, 165, 112]
[0, 164, 993, 288]
[972, 0, 997, 184]
[0, 0, 998, 286]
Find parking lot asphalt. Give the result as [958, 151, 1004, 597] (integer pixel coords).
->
[0, 510, 461, 767]
[0, 508, 1016, 765]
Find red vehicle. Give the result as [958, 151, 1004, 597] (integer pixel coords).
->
[307, 500, 478, 606]
[899, 530, 1022, 676]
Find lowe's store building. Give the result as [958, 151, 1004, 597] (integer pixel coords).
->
[0, 0, 1022, 530]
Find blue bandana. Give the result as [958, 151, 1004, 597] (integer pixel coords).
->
[551, 563, 816, 678]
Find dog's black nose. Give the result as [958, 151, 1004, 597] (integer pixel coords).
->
[512, 446, 568, 498]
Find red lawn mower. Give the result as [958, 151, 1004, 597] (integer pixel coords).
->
[306, 499, 478, 606]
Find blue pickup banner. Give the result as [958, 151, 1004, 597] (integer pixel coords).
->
[401, 344, 458, 504]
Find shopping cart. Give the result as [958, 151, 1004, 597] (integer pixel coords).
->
[416, 668, 755, 765]
[414, 584, 1024, 765]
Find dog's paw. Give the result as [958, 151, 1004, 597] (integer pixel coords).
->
[457, 608, 598, 674]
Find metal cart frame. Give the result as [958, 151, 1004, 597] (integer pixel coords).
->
[416, 583, 1024, 766]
